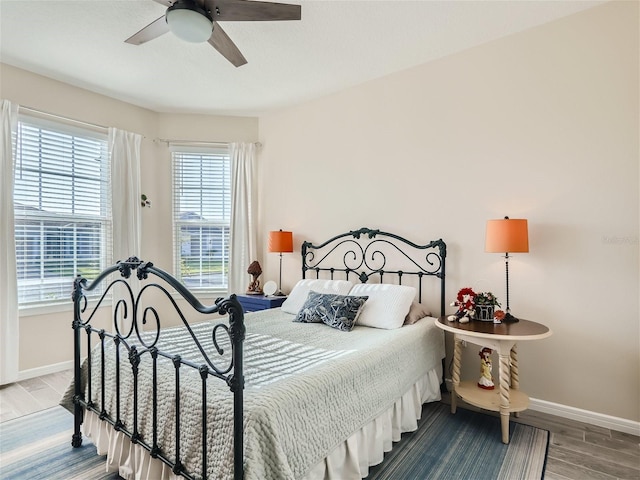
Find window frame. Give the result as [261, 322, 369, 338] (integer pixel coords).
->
[171, 145, 231, 293]
[13, 114, 112, 310]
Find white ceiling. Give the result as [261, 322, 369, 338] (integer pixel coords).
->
[0, 0, 604, 117]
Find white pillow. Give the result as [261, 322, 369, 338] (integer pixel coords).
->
[349, 283, 416, 329]
[281, 279, 354, 314]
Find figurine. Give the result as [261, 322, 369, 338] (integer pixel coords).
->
[246, 261, 263, 295]
[447, 287, 477, 323]
[477, 347, 495, 390]
[493, 309, 506, 324]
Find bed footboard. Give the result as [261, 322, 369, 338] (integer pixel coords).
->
[70, 257, 245, 480]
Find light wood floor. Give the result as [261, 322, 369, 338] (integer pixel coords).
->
[0, 369, 73, 423]
[1, 371, 638, 479]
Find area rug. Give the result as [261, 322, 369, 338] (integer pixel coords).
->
[367, 402, 549, 480]
[0, 402, 548, 480]
[0, 406, 119, 480]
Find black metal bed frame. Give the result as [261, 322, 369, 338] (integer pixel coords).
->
[71, 256, 245, 480]
[70, 229, 446, 480]
[302, 227, 447, 316]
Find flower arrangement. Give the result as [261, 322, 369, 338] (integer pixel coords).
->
[474, 291, 501, 321]
[474, 291, 501, 307]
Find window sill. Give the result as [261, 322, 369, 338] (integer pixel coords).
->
[19, 299, 111, 318]
[19, 289, 229, 318]
[178, 289, 230, 303]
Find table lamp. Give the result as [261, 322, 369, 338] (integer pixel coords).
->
[268, 229, 293, 296]
[485, 217, 529, 322]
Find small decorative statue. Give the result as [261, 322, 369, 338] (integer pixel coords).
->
[246, 261, 263, 295]
[478, 347, 495, 390]
[493, 309, 506, 324]
[447, 287, 477, 324]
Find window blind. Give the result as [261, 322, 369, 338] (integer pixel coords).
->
[13, 116, 111, 305]
[172, 147, 230, 290]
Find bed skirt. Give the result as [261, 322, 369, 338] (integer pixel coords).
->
[83, 367, 442, 480]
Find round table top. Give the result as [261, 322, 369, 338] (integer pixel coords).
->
[435, 316, 552, 341]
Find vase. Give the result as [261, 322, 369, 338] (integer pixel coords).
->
[475, 305, 495, 321]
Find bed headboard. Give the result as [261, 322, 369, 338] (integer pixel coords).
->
[301, 227, 447, 316]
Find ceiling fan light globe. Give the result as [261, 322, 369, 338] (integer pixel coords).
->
[166, 6, 213, 43]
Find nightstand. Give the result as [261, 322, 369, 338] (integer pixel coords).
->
[435, 316, 552, 444]
[236, 294, 287, 313]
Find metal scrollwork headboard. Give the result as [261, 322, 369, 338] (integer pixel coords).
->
[301, 227, 447, 316]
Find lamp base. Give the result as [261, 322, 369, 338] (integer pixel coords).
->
[503, 312, 520, 323]
[273, 290, 286, 297]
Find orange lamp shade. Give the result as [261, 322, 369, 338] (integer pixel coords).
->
[268, 230, 293, 253]
[485, 218, 529, 253]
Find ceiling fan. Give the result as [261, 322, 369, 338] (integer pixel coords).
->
[125, 0, 301, 67]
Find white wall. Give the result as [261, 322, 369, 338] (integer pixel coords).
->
[258, 1, 639, 421]
[0, 64, 259, 371]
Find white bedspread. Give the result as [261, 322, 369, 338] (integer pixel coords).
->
[64, 309, 444, 480]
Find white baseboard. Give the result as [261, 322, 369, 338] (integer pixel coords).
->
[528, 397, 640, 436]
[444, 378, 639, 436]
[17, 360, 73, 382]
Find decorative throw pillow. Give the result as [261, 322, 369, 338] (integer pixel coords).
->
[281, 279, 354, 315]
[404, 301, 432, 325]
[349, 283, 416, 329]
[294, 291, 368, 332]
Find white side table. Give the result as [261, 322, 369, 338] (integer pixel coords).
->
[435, 316, 552, 444]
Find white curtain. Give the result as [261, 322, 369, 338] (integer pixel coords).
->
[109, 128, 142, 264]
[228, 142, 258, 294]
[0, 100, 19, 385]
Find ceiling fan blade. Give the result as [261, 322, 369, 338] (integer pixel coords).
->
[205, 0, 301, 21]
[208, 22, 248, 67]
[125, 15, 170, 45]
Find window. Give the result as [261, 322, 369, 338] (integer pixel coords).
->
[13, 116, 111, 305]
[172, 146, 230, 290]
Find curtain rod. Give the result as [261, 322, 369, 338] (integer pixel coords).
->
[19, 105, 108, 133]
[18, 105, 145, 138]
[155, 138, 262, 147]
